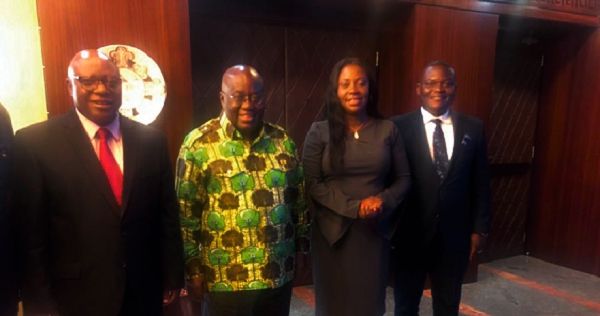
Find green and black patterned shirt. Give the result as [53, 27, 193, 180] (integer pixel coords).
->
[176, 115, 309, 292]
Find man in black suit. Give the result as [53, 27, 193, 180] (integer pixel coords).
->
[0, 103, 17, 316]
[13, 49, 184, 316]
[391, 61, 491, 316]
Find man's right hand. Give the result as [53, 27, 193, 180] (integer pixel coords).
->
[187, 274, 206, 302]
[358, 196, 383, 218]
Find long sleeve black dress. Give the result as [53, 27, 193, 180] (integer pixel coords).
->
[302, 119, 410, 316]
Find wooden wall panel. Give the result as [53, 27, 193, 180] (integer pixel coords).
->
[285, 27, 377, 150]
[395, 0, 600, 26]
[530, 27, 600, 276]
[189, 19, 285, 128]
[189, 17, 378, 151]
[378, 9, 413, 118]
[36, 0, 193, 159]
[386, 5, 499, 121]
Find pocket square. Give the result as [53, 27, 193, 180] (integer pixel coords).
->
[461, 134, 472, 146]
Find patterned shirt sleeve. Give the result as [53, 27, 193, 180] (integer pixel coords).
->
[284, 135, 310, 253]
[175, 131, 207, 277]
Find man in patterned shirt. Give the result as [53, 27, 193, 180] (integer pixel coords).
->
[176, 65, 309, 315]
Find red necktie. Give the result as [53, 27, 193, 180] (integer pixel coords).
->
[432, 119, 449, 180]
[97, 128, 123, 205]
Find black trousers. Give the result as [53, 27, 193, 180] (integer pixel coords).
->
[0, 225, 18, 315]
[0, 296, 18, 316]
[203, 282, 293, 316]
[393, 234, 470, 316]
[119, 277, 163, 316]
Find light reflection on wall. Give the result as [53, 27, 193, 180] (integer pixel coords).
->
[0, 0, 47, 131]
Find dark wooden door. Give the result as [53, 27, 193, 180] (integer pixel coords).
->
[485, 28, 543, 261]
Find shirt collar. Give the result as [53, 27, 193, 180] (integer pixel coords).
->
[218, 113, 267, 141]
[421, 107, 451, 125]
[75, 108, 121, 141]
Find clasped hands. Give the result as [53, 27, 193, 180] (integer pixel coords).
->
[358, 196, 383, 218]
[163, 289, 179, 306]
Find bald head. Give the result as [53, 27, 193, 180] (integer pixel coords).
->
[219, 65, 265, 140]
[221, 65, 264, 92]
[67, 49, 122, 126]
[68, 49, 118, 78]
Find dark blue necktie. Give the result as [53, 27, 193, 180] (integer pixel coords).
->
[432, 119, 449, 180]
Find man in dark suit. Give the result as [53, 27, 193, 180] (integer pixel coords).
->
[391, 61, 491, 316]
[0, 103, 17, 316]
[12, 49, 184, 316]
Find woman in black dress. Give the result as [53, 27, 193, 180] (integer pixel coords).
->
[302, 58, 411, 316]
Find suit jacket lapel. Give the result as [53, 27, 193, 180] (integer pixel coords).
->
[61, 109, 121, 217]
[448, 112, 465, 176]
[120, 117, 140, 217]
[413, 111, 434, 165]
[412, 111, 440, 181]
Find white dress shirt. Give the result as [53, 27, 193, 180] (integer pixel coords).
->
[75, 108, 124, 173]
[421, 107, 454, 161]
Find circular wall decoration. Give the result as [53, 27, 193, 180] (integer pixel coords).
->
[99, 45, 166, 125]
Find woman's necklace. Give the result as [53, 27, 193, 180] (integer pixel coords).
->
[350, 119, 369, 140]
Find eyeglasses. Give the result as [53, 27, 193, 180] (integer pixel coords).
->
[421, 80, 456, 89]
[71, 76, 122, 91]
[221, 92, 265, 108]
